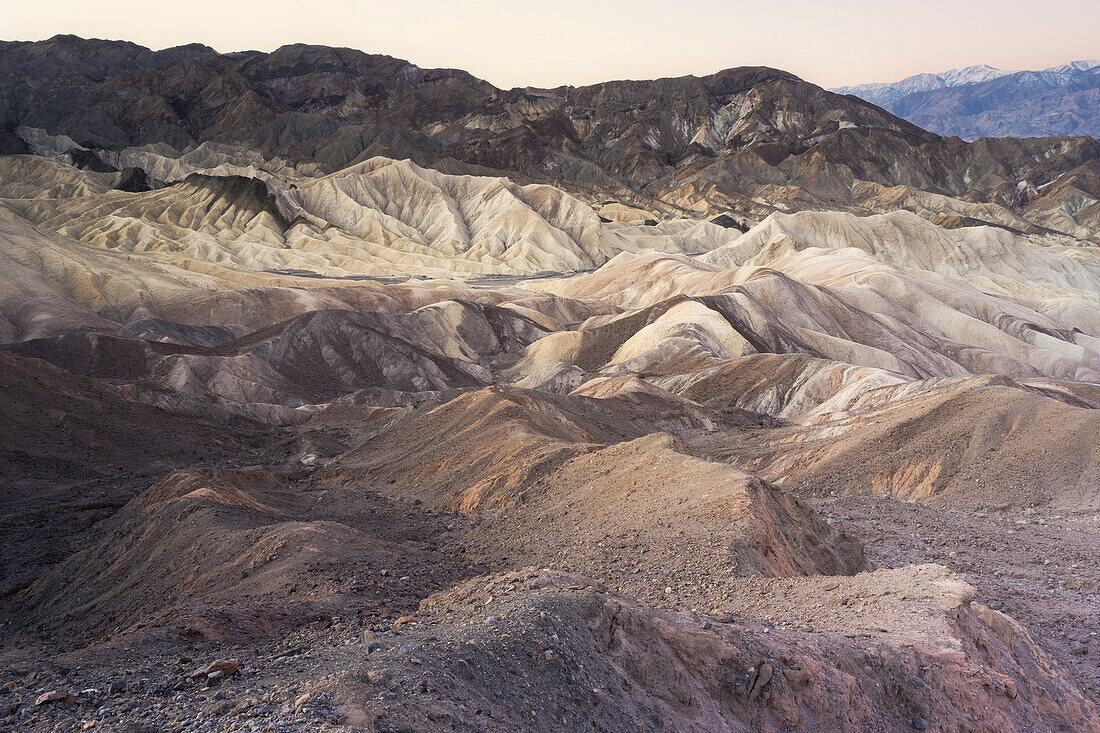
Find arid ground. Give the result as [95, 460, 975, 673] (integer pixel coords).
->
[2, 36, 1100, 732]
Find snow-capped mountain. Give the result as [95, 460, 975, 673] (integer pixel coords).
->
[832, 60, 1100, 139]
[832, 64, 1014, 107]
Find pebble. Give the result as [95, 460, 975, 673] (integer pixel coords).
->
[189, 659, 239, 680]
[35, 690, 76, 706]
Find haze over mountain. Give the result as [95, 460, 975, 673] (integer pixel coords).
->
[834, 60, 1100, 139]
[2, 35, 1100, 732]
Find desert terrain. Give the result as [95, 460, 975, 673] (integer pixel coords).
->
[1, 36, 1100, 732]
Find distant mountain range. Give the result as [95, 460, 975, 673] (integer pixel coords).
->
[833, 60, 1100, 139]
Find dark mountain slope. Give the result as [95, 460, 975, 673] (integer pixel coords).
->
[6, 35, 1100, 224]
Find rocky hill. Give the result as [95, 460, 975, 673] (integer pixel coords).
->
[6, 36, 1100, 232]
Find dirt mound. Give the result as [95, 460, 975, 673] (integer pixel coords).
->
[339, 387, 865, 611]
[7, 300, 551, 408]
[340, 566, 1099, 732]
[3, 468, 474, 643]
[664, 353, 905, 420]
[0, 353, 271, 599]
[685, 366, 1100, 510]
[531, 247, 1100, 382]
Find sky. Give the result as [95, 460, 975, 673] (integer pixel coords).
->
[6, 0, 1100, 89]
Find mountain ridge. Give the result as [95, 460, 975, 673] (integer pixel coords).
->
[7, 35, 1100, 245]
[832, 60, 1100, 105]
[833, 60, 1100, 139]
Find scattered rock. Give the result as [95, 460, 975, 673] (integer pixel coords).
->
[748, 662, 774, 700]
[35, 690, 75, 706]
[367, 670, 391, 685]
[189, 659, 239, 680]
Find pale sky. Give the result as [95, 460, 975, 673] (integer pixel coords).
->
[6, 0, 1099, 89]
